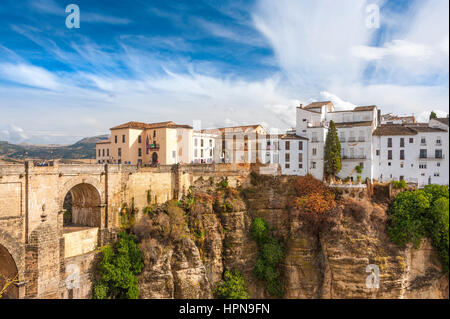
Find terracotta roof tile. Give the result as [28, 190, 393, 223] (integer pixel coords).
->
[373, 124, 417, 136]
[110, 121, 192, 130]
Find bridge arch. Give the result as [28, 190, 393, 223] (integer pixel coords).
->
[0, 241, 19, 299]
[62, 183, 102, 228]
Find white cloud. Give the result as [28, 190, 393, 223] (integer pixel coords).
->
[0, 63, 60, 90]
[319, 91, 357, 110]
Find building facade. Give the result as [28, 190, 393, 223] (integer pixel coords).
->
[96, 121, 193, 166]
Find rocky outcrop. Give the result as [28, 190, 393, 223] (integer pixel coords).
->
[135, 176, 448, 299]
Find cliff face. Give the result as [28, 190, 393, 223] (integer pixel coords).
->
[135, 176, 448, 299]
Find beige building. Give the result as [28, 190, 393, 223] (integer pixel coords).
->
[202, 124, 267, 164]
[96, 121, 193, 166]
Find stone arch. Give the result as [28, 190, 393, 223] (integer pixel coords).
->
[62, 183, 102, 227]
[0, 231, 21, 299]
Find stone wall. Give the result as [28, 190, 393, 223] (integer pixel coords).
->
[0, 162, 252, 299]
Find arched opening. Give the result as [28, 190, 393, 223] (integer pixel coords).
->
[0, 244, 19, 299]
[152, 152, 158, 165]
[63, 183, 101, 228]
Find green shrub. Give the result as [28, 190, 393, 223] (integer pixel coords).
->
[392, 180, 406, 189]
[250, 217, 285, 298]
[214, 270, 249, 299]
[250, 217, 269, 245]
[92, 232, 144, 299]
[388, 185, 449, 273]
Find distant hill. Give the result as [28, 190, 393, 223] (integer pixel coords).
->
[0, 135, 109, 160]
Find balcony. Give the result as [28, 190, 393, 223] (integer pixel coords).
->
[418, 155, 445, 160]
[149, 143, 160, 150]
[342, 155, 367, 160]
[357, 138, 366, 142]
[311, 139, 320, 143]
[348, 137, 356, 142]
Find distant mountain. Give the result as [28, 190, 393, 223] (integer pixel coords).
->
[0, 135, 109, 160]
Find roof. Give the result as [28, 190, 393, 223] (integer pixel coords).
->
[434, 117, 449, 126]
[334, 121, 374, 128]
[201, 124, 265, 134]
[373, 124, 417, 136]
[277, 134, 309, 140]
[353, 105, 377, 111]
[110, 121, 192, 130]
[407, 126, 447, 133]
[373, 124, 447, 136]
[301, 101, 333, 110]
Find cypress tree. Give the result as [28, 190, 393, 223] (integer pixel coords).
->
[324, 120, 342, 177]
[429, 111, 437, 120]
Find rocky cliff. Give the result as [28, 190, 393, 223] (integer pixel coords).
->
[133, 175, 448, 299]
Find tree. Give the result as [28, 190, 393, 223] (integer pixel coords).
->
[92, 231, 144, 299]
[429, 111, 437, 120]
[324, 120, 342, 177]
[214, 270, 249, 299]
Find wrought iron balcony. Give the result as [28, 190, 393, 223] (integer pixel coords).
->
[149, 143, 160, 150]
[342, 155, 367, 160]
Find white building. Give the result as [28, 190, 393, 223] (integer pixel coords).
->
[296, 101, 378, 181]
[373, 120, 448, 187]
[192, 132, 216, 164]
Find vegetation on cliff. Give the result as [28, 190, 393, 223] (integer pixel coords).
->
[294, 174, 337, 217]
[388, 184, 449, 273]
[92, 232, 144, 299]
[214, 270, 249, 299]
[251, 217, 285, 298]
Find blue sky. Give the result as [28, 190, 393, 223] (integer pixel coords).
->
[0, 0, 448, 144]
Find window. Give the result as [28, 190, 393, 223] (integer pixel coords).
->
[118, 148, 122, 157]
[201, 149, 204, 158]
[400, 149, 405, 160]
[376, 149, 380, 156]
[435, 149, 443, 158]
[419, 163, 427, 169]
[437, 162, 441, 167]
[409, 138, 414, 143]
[209, 139, 213, 147]
[298, 141, 303, 150]
[194, 139, 198, 147]
[299, 153, 303, 163]
[114, 135, 118, 143]
[222, 141, 226, 149]
[434, 173, 440, 177]
[400, 138, 404, 147]
[358, 130, 364, 142]
[400, 163, 404, 168]
[209, 149, 213, 156]
[153, 130, 156, 138]
[118, 159, 121, 164]
[285, 163, 290, 169]
[388, 162, 391, 166]
[122, 135, 125, 143]
[312, 132, 318, 142]
[420, 149, 427, 158]
[340, 131, 345, 142]
[172, 150, 176, 159]
[194, 149, 198, 157]
[387, 138, 392, 148]
[201, 139, 204, 147]
[107, 149, 109, 156]
[102, 149, 105, 157]
[421, 137, 426, 145]
[138, 148, 142, 157]
[311, 161, 316, 169]
[285, 153, 290, 162]
[312, 148, 317, 156]
[400, 176, 404, 181]
[138, 135, 142, 143]
[359, 162, 364, 169]
[98, 149, 101, 157]
[285, 141, 290, 150]
[436, 137, 442, 145]
[388, 150, 392, 160]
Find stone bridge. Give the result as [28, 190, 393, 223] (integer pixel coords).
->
[0, 162, 251, 298]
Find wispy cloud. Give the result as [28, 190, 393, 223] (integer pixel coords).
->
[0, 63, 61, 90]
